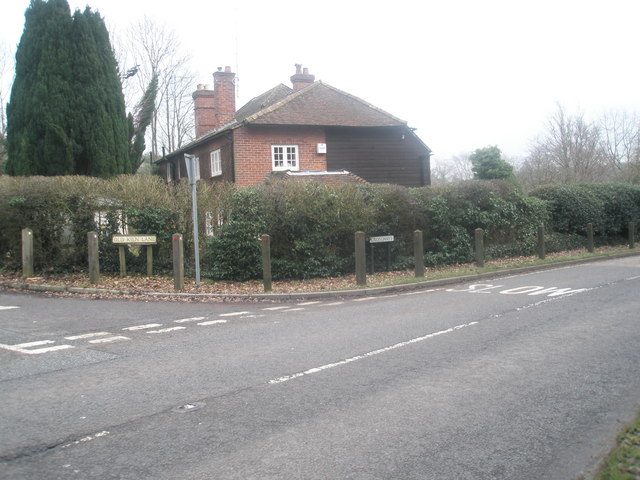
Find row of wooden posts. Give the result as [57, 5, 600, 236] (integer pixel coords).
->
[19, 222, 637, 293]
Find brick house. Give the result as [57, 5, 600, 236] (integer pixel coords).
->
[157, 65, 432, 187]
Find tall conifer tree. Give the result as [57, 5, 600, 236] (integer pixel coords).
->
[6, 0, 75, 175]
[6, 0, 138, 177]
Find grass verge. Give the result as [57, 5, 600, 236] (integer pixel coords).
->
[594, 411, 640, 479]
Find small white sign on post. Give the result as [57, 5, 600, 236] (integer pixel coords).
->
[369, 235, 394, 243]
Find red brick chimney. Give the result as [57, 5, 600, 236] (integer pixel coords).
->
[290, 64, 315, 91]
[192, 66, 236, 138]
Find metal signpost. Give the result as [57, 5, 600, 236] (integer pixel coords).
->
[184, 154, 201, 286]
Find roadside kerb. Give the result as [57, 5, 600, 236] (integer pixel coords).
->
[2, 249, 639, 302]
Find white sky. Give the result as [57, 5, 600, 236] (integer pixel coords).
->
[2, 0, 640, 161]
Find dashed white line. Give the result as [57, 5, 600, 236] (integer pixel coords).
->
[220, 311, 251, 317]
[0, 340, 75, 355]
[147, 326, 186, 334]
[269, 321, 479, 384]
[297, 301, 321, 306]
[174, 317, 206, 323]
[197, 320, 227, 326]
[65, 332, 111, 340]
[88, 336, 130, 344]
[262, 306, 290, 311]
[283, 308, 305, 312]
[319, 302, 344, 307]
[123, 324, 163, 331]
[0, 306, 19, 311]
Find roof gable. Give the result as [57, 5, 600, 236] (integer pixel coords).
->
[243, 81, 407, 128]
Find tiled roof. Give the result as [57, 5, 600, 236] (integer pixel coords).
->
[243, 81, 407, 127]
[234, 84, 293, 122]
[161, 79, 409, 161]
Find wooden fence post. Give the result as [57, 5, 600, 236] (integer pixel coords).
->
[172, 233, 184, 291]
[475, 228, 484, 268]
[413, 230, 424, 278]
[261, 234, 272, 293]
[630, 222, 636, 249]
[118, 245, 126, 277]
[586, 223, 594, 253]
[537, 225, 546, 260]
[22, 228, 33, 278]
[355, 231, 366, 286]
[87, 231, 99, 284]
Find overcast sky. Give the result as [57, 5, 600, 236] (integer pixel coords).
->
[2, 0, 640, 161]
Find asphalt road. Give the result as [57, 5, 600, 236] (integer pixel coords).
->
[1, 255, 639, 479]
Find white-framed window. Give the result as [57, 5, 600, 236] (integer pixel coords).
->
[210, 149, 222, 177]
[272, 145, 299, 171]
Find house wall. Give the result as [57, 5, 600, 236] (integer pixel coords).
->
[233, 125, 327, 187]
[326, 127, 431, 187]
[189, 135, 234, 182]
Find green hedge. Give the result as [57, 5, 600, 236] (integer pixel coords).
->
[1, 176, 637, 281]
[530, 183, 640, 236]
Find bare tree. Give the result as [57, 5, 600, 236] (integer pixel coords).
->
[118, 17, 196, 160]
[519, 104, 609, 189]
[430, 153, 474, 184]
[599, 110, 640, 172]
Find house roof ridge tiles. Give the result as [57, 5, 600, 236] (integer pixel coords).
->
[240, 80, 409, 128]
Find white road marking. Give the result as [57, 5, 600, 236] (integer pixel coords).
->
[220, 311, 251, 317]
[88, 336, 130, 344]
[319, 302, 344, 307]
[297, 301, 321, 306]
[0, 340, 75, 355]
[0, 306, 19, 311]
[174, 316, 206, 323]
[123, 323, 163, 331]
[147, 326, 186, 334]
[269, 321, 479, 384]
[353, 297, 377, 302]
[262, 306, 290, 311]
[65, 332, 110, 340]
[400, 288, 442, 296]
[197, 320, 227, 326]
[283, 308, 305, 312]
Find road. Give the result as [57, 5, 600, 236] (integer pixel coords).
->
[1, 255, 639, 479]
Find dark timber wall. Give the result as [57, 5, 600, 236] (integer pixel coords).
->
[326, 127, 430, 187]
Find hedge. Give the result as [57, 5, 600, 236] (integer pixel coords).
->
[1, 176, 636, 281]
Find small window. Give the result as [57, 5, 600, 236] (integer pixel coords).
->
[272, 145, 299, 171]
[210, 149, 222, 177]
[166, 163, 172, 182]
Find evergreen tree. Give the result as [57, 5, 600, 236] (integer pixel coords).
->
[6, 0, 141, 177]
[6, 0, 75, 175]
[470, 146, 520, 187]
[70, 7, 130, 176]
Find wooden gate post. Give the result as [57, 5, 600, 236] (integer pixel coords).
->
[586, 223, 594, 253]
[355, 231, 366, 286]
[172, 233, 184, 291]
[87, 231, 99, 284]
[261, 234, 272, 293]
[537, 225, 546, 260]
[630, 222, 636, 249]
[413, 230, 425, 278]
[22, 228, 34, 278]
[475, 228, 485, 268]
